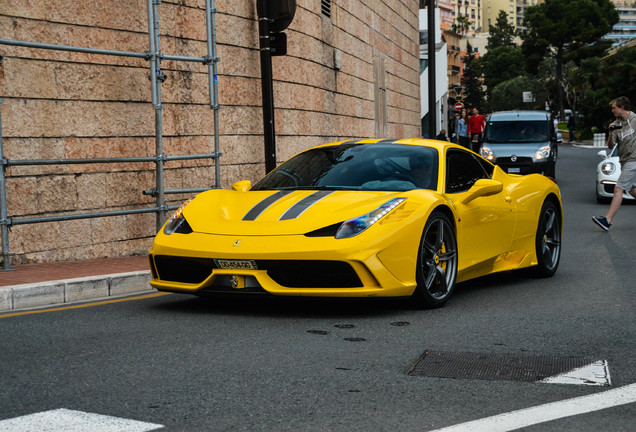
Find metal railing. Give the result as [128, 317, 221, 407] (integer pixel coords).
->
[0, 0, 222, 271]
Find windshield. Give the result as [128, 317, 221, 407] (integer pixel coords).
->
[484, 120, 549, 143]
[252, 143, 439, 192]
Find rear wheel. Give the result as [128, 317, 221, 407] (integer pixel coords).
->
[531, 200, 561, 277]
[411, 211, 458, 308]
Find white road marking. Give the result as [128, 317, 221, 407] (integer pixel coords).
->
[430, 382, 636, 432]
[540, 360, 611, 386]
[0, 408, 163, 431]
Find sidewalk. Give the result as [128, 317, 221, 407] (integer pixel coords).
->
[0, 255, 152, 312]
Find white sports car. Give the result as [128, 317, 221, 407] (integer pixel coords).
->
[596, 146, 635, 203]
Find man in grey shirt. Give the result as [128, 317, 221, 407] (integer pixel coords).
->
[593, 96, 636, 231]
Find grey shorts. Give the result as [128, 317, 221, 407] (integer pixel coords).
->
[617, 161, 636, 191]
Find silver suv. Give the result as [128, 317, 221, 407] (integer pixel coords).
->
[479, 110, 561, 178]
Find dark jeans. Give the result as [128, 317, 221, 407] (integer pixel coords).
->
[471, 133, 482, 152]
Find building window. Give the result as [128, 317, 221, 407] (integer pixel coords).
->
[321, 0, 331, 18]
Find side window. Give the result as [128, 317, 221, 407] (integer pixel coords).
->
[446, 150, 491, 193]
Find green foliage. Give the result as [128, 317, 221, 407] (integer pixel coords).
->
[479, 10, 524, 100]
[452, 16, 471, 35]
[480, 46, 525, 98]
[522, 0, 618, 58]
[521, 0, 619, 116]
[488, 75, 545, 112]
[577, 46, 636, 132]
[461, 41, 485, 111]
[487, 10, 517, 51]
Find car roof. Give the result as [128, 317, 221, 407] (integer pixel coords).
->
[487, 110, 550, 121]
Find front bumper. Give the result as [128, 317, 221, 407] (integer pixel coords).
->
[148, 230, 420, 298]
[596, 177, 635, 200]
[495, 158, 553, 175]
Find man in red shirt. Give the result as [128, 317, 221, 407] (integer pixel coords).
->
[468, 108, 485, 152]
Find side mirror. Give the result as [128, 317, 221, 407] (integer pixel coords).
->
[232, 180, 252, 192]
[556, 132, 563, 144]
[461, 179, 503, 205]
[597, 150, 608, 159]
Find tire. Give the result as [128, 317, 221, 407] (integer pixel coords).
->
[411, 211, 458, 308]
[531, 200, 561, 277]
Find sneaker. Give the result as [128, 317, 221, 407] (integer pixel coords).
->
[592, 216, 611, 231]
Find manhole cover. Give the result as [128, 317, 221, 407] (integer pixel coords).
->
[408, 351, 610, 386]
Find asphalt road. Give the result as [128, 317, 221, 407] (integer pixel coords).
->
[0, 143, 634, 431]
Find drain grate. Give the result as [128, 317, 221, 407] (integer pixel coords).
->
[408, 351, 608, 384]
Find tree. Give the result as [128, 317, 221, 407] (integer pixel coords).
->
[487, 10, 517, 51]
[521, 0, 619, 119]
[461, 41, 485, 112]
[479, 46, 525, 101]
[477, 10, 524, 103]
[488, 75, 543, 112]
[452, 16, 472, 36]
[577, 45, 636, 132]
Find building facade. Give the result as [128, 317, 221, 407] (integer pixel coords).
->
[0, 0, 421, 264]
[482, 0, 542, 32]
[456, 0, 483, 32]
[419, 8, 449, 137]
[605, 0, 636, 46]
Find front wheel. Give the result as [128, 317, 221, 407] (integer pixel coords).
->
[531, 200, 561, 277]
[411, 211, 458, 308]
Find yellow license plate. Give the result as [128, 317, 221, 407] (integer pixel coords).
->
[214, 259, 257, 270]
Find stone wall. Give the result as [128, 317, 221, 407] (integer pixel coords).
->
[0, 0, 421, 264]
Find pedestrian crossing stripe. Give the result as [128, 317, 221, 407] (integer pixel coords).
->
[0, 409, 163, 431]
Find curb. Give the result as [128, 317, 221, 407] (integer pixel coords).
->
[0, 271, 152, 311]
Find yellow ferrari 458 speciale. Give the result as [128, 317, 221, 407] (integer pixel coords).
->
[149, 138, 562, 308]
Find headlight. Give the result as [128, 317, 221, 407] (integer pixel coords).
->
[335, 198, 406, 239]
[163, 198, 194, 235]
[480, 146, 495, 161]
[601, 162, 616, 175]
[534, 146, 551, 160]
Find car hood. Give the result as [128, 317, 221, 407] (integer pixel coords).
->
[180, 189, 420, 236]
[483, 142, 550, 158]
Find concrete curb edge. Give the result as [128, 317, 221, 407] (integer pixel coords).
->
[0, 271, 152, 311]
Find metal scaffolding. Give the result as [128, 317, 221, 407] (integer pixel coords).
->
[0, 0, 222, 271]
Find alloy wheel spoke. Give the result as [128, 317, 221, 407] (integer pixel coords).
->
[429, 265, 448, 296]
[424, 241, 437, 256]
[545, 211, 555, 233]
[546, 239, 560, 247]
[425, 263, 437, 288]
[438, 250, 457, 261]
[434, 220, 445, 250]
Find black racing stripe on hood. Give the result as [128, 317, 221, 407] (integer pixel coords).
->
[279, 190, 334, 220]
[242, 190, 293, 221]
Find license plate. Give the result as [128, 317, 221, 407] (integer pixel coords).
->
[508, 167, 521, 173]
[214, 259, 257, 270]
